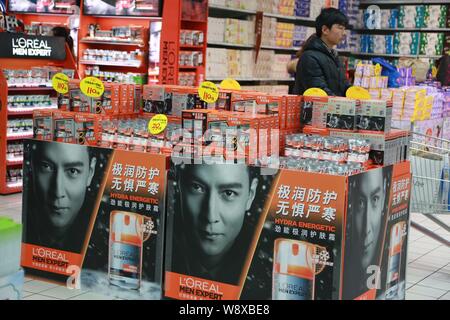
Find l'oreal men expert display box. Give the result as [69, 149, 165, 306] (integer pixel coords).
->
[21, 140, 168, 300]
[163, 158, 411, 300]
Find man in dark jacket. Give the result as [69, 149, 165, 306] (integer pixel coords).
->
[293, 8, 350, 96]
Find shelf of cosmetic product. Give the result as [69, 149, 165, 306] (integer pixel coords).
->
[360, 0, 449, 4]
[80, 38, 146, 47]
[207, 77, 295, 82]
[7, 85, 53, 91]
[356, 28, 450, 33]
[8, 106, 58, 116]
[6, 132, 33, 141]
[209, 5, 316, 22]
[6, 157, 23, 167]
[353, 52, 442, 59]
[79, 60, 142, 68]
[86, 15, 162, 20]
[5, 182, 23, 193]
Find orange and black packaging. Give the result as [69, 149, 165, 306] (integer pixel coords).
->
[33, 110, 53, 141]
[21, 140, 168, 299]
[342, 162, 411, 300]
[74, 113, 100, 146]
[52, 110, 75, 144]
[70, 88, 90, 113]
[164, 159, 412, 300]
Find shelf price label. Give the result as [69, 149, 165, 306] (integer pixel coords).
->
[80, 77, 104, 98]
[346, 86, 371, 100]
[52, 73, 69, 94]
[148, 114, 168, 135]
[220, 78, 241, 90]
[198, 81, 219, 103]
[303, 88, 328, 97]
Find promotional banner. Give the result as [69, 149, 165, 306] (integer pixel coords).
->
[164, 158, 347, 300]
[0, 33, 66, 60]
[21, 140, 168, 299]
[378, 161, 411, 300]
[342, 162, 411, 300]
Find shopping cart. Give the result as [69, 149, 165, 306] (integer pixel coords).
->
[407, 130, 450, 247]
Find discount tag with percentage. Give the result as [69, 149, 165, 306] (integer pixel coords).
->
[198, 81, 219, 103]
[148, 114, 168, 135]
[80, 77, 105, 98]
[52, 73, 69, 94]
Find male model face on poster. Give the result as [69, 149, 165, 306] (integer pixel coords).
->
[178, 163, 258, 270]
[354, 169, 386, 270]
[31, 142, 97, 244]
[344, 166, 391, 298]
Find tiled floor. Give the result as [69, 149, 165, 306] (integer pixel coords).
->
[2, 193, 449, 300]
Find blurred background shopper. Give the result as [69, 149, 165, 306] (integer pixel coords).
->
[292, 8, 350, 96]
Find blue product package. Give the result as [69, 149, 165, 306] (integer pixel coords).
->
[373, 57, 401, 88]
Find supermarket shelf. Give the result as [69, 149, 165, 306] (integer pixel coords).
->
[6, 158, 23, 166]
[79, 60, 142, 68]
[8, 86, 53, 92]
[179, 66, 201, 70]
[360, 0, 449, 4]
[180, 45, 205, 49]
[209, 5, 315, 23]
[7, 110, 37, 116]
[207, 41, 254, 49]
[261, 45, 301, 51]
[208, 5, 256, 15]
[3, 183, 23, 194]
[264, 12, 315, 23]
[207, 77, 295, 82]
[8, 107, 58, 116]
[80, 38, 145, 47]
[356, 28, 450, 32]
[86, 15, 162, 20]
[6, 133, 33, 141]
[207, 41, 351, 53]
[353, 52, 442, 59]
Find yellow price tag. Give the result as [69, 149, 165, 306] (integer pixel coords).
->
[303, 88, 328, 97]
[52, 73, 69, 94]
[148, 114, 168, 135]
[198, 81, 219, 103]
[220, 78, 241, 90]
[374, 63, 382, 77]
[346, 86, 371, 100]
[80, 77, 105, 98]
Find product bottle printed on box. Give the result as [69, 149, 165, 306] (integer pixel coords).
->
[273, 239, 323, 300]
[109, 211, 144, 290]
[385, 222, 405, 300]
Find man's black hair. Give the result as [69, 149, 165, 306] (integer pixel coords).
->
[315, 7, 349, 37]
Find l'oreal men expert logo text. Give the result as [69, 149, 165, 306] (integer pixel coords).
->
[179, 277, 224, 300]
[12, 38, 52, 57]
[32, 247, 69, 268]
